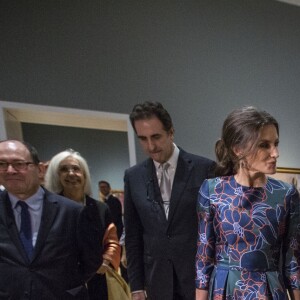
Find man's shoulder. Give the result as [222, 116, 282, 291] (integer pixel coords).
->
[0, 188, 81, 210]
[179, 148, 214, 165]
[125, 158, 150, 175]
[108, 194, 121, 203]
[0, 189, 7, 199]
[125, 151, 215, 173]
[43, 188, 82, 210]
[0, 190, 8, 207]
[179, 149, 216, 178]
[86, 195, 108, 210]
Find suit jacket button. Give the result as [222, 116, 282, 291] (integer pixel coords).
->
[167, 234, 171, 239]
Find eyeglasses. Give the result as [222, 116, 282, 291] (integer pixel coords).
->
[0, 161, 35, 171]
[59, 165, 82, 174]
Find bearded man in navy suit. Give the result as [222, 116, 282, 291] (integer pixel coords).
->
[0, 140, 102, 299]
[124, 102, 215, 300]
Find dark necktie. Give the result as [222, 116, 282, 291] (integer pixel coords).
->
[17, 201, 33, 260]
[159, 163, 171, 218]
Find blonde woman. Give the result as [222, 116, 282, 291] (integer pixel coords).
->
[45, 149, 120, 300]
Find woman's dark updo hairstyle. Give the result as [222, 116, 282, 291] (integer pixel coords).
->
[215, 106, 279, 176]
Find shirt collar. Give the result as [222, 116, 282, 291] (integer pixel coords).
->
[9, 186, 45, 211]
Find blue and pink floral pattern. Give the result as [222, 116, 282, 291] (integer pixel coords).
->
[196, 176, 300, 299]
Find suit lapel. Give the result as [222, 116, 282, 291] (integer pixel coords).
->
[33, 193, 58, 260]
[167, 151, 193, 224]
[144, 159, 167, 223]
[0, 192, 30, 262]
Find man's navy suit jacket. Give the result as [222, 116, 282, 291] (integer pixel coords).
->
[0, 188, 102, 300]
[124, 148, 215, 300]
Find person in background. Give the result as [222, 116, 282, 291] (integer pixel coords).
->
[44, 149, 121, 300]
[99, 180, 128, 283]
[0, 140, 102, 299]
[124, 101, 215, 300]
[195, 106, 300, 300]
[99, 180, 124, 240]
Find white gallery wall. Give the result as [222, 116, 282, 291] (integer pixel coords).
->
[1, 0, 299, 171]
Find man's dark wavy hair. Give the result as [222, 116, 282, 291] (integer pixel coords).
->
[130, 101, 173, 133]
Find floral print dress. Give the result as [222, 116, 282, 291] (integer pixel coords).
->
[195, 176, 300, 300]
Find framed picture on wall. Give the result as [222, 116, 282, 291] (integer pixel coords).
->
[270, 167, 300, 193]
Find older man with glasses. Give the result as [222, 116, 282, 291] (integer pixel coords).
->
[0, 139, 103, 300]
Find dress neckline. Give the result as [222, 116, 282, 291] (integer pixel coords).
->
[230, 175, 268, 190]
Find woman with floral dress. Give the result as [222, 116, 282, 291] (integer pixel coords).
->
[195, 106, 300, 300]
